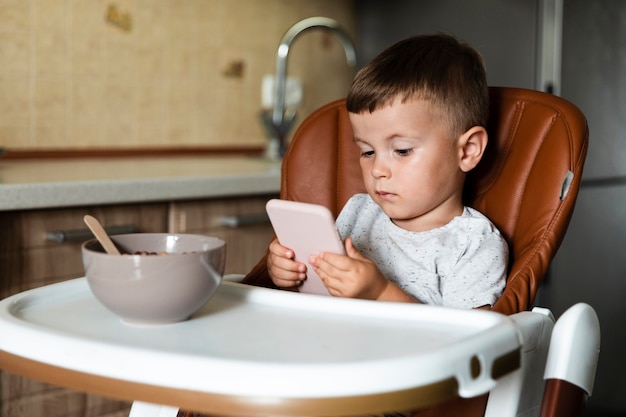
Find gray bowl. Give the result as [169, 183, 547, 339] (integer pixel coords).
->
[82, 233, 226, 325]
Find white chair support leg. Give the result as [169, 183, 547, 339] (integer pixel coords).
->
[484, 309, 555, 417]
[543, 303, 600, 395]
[539, 303, 601, 417]
[129, 401, 179, 417]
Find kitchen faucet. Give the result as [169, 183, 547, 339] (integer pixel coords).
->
[261, 17, 357, 159]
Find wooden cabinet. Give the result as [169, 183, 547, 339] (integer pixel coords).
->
[0, 193, 276, 417]
[168, 195, 276, 275]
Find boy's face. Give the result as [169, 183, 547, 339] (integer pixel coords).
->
[349, 98, 467, 232]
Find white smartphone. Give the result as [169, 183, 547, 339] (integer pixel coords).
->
[265, 199, 345, 296]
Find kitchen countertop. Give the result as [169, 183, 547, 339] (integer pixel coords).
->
[0, 156, 281, 211]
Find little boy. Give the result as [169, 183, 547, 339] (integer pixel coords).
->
[267, 33, 508, 309]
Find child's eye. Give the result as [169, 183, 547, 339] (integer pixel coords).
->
[360, 150, 375, 158]
[395, 148, 413, 156]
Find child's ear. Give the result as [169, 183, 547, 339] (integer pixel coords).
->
[458, 126, 488, 172]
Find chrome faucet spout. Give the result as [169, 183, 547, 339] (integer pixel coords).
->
[271, 17, 357, 129]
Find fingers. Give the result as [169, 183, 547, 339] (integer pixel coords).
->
[311, 240, 384, 299]
[309, 251, 352, 294]
[268, 239, 306, 287]
[344, 237, 367, 261]
[313, 238, 364, 271]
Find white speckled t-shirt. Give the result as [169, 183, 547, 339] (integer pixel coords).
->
[336, 194, 508, 309]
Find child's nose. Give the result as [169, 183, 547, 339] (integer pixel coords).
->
[371, 156, 390, 178]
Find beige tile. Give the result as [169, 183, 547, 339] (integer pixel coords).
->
[34, 0, 67, 30]
[197, 0, 225, 48]
[168, 40, 197, 80]
[103, 0, 134, 36]
[104, 120, 134, 147]
[104, 38, 136, 80]
[133, 0, 168, 41]
[72, 80, 105, 124]
[168, 79, 193, 108]
[136, 123, 167, 146]
[167, 0, 198, 42]
[72, 34, 104, 77]
[237, 0, 283, 49]
[0, 125, 30, 148]
[167, 124, 193, 146]
[0, 0, 32, 31]
[102, 79, 134, 146]
[197, 44, 221, 82]
[70, 122, 104, 148]
[104, 80, 134, 124]
[221, 0, 260, 48]
[70, 0, 106, 35]
[0, 77, 30, 119]
[135, 41, 166, 79]
[34, 120, 68, 148]
[35, 29, 68, 76]
[34, 78, 67, 120]
[9, 0, 356, 150]
[168, 80, 194, 144]
[136, 80, 166, 122]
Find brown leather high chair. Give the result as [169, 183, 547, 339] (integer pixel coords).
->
[238, 86, 591, 417]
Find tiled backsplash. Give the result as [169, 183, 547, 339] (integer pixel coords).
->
[0, 0, 356, 151]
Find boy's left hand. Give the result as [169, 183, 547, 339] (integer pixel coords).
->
[309, 238, 388, 300]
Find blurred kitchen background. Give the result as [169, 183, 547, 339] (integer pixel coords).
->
[0, 0, 356, 152]
[1, 0, 625, 416]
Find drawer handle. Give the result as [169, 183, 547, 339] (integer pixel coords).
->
[46, 224, 139, 243]
[218, 214, 269, 228]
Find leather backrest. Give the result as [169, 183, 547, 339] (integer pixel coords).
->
[246, 87, 588, 315]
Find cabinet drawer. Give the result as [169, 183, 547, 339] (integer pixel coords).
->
[8, 203, 169, 248]
[0, 203, 168, 298]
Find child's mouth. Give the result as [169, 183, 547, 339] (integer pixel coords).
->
[376, 191, 396, 200]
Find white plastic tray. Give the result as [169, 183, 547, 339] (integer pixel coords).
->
[0, 278, 520, 408]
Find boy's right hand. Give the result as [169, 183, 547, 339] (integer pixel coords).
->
[267, 238, 307, 288]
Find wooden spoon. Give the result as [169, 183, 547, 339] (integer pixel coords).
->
[83, 215, 121, 255]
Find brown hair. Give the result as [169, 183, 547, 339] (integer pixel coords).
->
[346, 33, 488, 137]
